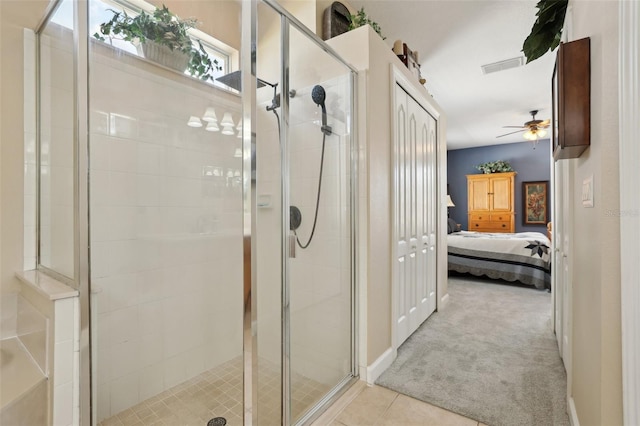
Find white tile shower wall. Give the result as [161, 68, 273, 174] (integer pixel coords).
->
[53, 297, 77, 426]
[24, 29, 36, 271]
[89, 43, 243, 420]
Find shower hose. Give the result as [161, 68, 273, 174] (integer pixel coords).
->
[272, 108, 326, 249]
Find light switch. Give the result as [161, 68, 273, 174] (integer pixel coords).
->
[582, 175, 594, 207]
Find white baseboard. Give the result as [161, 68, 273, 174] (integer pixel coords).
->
[364, 347, 395, 384]
[568, 396, 580, 426]
[440, 293, 450, 309]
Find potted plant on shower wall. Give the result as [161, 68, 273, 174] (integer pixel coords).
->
[348, 7, 386, 40]
[94, 4, 221, 81]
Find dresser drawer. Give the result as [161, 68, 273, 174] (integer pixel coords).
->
[490, 213, 511, 222]
[469, 213, 490, 221]
[469, 220, 512, 232]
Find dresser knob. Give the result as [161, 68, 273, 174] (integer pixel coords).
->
[475, 223, 479, 227]
[502, 224, 506, 228]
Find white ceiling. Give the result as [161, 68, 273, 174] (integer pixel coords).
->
[348, 0, 557, 150]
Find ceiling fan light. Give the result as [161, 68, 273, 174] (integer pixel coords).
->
[537, 129, 547, 138]
[523, 130, 534, 140]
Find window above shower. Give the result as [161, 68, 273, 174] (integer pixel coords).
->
[84, 0, 239, 88]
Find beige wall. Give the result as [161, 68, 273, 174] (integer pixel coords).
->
[568, 0, 622, 424]
[147, 0, 241, 50]
[0, 1, 50, 301]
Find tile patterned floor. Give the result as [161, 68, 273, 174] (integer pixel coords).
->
[312, 382, 484, 426]
[99, 357, 330, 426]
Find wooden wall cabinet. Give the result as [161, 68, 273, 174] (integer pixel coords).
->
[467, 172, 516, 233]
[552, 37, 591, 160]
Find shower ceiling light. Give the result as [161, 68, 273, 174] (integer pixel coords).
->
[221, 125, 235, 136]
[202, 107, 217, 122]
[187, 116, 203, 127]
[205, 121, 220, 132]
[221, 112, 234, 127]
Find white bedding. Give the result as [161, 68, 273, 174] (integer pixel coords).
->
[447, 231, 551, 289]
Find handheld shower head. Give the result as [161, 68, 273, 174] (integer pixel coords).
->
[311, 85, 331, 135]
[311, 85, 326, 107]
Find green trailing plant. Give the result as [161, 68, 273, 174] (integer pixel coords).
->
[348, 7, 386, 40]
[522, 0, 568, 63]
[94, 4, 221, 81]
[476, 160, 514, 174]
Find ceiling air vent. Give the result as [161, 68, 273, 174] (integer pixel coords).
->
[481, 56, 525, 75]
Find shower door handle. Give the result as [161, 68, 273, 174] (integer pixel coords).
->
[289, 231, 296, 258]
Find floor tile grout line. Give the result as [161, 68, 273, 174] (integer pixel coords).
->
[374, 392, 401, 425]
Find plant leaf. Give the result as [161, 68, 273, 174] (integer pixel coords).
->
[522, 0, 568, 63]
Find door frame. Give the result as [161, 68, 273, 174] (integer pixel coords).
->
[619, 1, 640, 424]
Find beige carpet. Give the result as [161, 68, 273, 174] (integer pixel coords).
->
[376, 276, 570, 426]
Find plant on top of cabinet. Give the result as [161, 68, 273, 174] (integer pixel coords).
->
[475, 160, 514, 174]
[348, 7, 386, 40]
[94, 4, 221, 81]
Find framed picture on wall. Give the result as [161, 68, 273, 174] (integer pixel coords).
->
[523, 181, 549, 225]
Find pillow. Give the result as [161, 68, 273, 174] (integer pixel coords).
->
[447, 218, 458, 234]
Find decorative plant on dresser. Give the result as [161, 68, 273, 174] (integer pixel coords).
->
[467, 171, 516, 233]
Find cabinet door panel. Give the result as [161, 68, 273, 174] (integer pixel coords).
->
[491, 176, 512, 211]
[468, 179, 490, 211]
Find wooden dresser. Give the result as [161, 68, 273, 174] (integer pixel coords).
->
[467, 172, 516, 233]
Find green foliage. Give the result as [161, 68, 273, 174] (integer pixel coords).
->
[476, 160, 514, 174]
[522, 0, 568, 63]
[94, 4, 221, 81]
[348, 7, 386, 40]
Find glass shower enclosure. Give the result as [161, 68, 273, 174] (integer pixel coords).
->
[34, 0, 356, 424]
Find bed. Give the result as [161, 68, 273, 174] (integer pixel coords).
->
[447, 228, 551, 290]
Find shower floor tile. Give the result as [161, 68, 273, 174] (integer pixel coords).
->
[99, 357, 330, 425]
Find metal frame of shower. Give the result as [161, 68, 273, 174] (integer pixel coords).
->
[34, 0, 93, 423]
[244, 1, 360, 424]
[33, 0, 359, 424]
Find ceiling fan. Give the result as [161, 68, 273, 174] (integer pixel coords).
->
[497, 110, 551, 141]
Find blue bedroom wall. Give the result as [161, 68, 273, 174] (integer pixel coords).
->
[447, 139, 551, 233]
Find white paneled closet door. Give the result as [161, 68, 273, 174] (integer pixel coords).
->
[394, 83, 437, 347]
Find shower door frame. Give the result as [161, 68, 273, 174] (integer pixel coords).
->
[246, 1, 360, 424]
[34, 0, 92, 423]
[33, 0, 359, 423]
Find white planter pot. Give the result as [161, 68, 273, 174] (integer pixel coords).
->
[141, 41, 190, 73]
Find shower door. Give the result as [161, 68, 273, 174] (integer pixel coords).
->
[282, 14, 356, 426]
[254, 2, 357, 423]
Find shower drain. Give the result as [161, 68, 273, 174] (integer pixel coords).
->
[207, 417, 227, 426]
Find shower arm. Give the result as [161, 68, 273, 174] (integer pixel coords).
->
[262, 79, 296, 112]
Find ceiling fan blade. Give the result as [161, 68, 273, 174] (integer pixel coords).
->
[539, 119, 551, 127]
[502, 126, 527, 129]
[496, 129, 526, 138]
